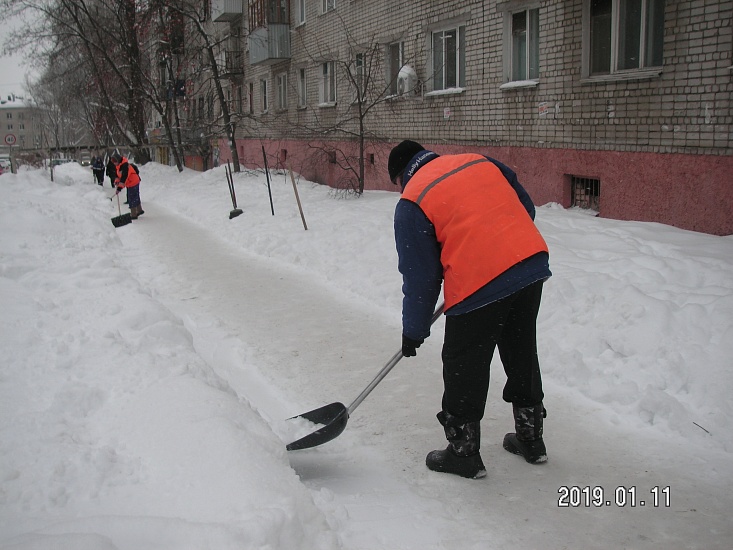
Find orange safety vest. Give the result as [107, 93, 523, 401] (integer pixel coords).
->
[116, 157, 141, 188]
[401, 153, 548, 309]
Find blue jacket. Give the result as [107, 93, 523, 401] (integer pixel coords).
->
[394, 151, 551, 341]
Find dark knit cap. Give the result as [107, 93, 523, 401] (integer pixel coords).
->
[388, 140, 425, 184]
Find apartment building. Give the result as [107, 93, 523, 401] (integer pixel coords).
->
[211, 0, 732, 235]
[0, 94, 42, 169]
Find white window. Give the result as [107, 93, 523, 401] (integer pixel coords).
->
[387, 41, 404, 96]
[297, 68, 307, 108]
[276, 72, 288, 110]
[510, 8, 539, 81]
[260, 78, 269, 112]
[319, 61, 336, 104]
[322, 0, 335, 14]
[431, 25, 465, 91]
[297, 0, 306, 25]
[587, 0, 665, 76]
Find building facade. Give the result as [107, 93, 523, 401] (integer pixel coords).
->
[0, 94, 43, 169]
[210, 0, 732, 235]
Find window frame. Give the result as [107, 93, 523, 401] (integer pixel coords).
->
[296, 0, 306, 25]
[260, 78, 269, 113]
[321, 0, 335, 14]
[276, 72, 288, 111]
[387, 41, 404, 96]
[501, 5, 540, 86]
[319, 61, 337, 106]
[353, 53, 365, 103]
[582, 0, 665, 81]
[297, 67, 307, 108]
[429, 24, 466, 93]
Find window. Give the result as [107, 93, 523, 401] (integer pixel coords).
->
[260, 78, 269, 112]
[432, 25, 465, 91]
[322, 0, 335, 13]
[297, 68, 307, 108]
[201, 0, 211, 21]
[387, 41, 404, 95]
[297, 0, 306, 24]
[588, 0, 664, 76]
[235, 86, 243, 114]
[5, 113, 11, 119]
[319, 61, 336, 104]
[511, 8, 539, 81]
[276, 72, 288, 110]
[249, 82, 254, 114]
[250, 0, 290, 28]
[571, 176, 601, 212]
[353, 53, 364, 102]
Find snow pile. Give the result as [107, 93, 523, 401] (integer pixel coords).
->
[1, 161, 731, 549]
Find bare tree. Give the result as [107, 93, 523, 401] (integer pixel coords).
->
[158, 0, 242, 171]
[286, 15, 423, 194]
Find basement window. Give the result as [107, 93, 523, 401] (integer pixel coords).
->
[571, 176, 601, 212]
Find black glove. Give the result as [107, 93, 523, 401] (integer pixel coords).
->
[402, 335, 423, 357]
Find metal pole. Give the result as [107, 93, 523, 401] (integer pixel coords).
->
[261, 145, 274, 216]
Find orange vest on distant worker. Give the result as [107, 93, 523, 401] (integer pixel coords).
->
[401, 153, 548, 309]
[116, 157, 140, 188]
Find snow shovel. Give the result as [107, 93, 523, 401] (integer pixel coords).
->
[110, 192, 132, 228]
[286, 302, 445, 451]
[226, 162, 243, 219]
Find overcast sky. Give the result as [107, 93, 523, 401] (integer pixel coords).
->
[0, 15, 35, 97]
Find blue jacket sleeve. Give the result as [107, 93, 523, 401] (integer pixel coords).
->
[394, 199, 443, 341]
[486, 156, 536, 220]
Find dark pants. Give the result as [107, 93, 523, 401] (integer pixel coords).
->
[441, 281, 545, 422]
[127, 184, 140, 208]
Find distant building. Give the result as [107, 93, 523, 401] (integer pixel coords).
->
[0, 94, 42, 164]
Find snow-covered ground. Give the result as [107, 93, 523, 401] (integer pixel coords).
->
[1, 161, 731, 549]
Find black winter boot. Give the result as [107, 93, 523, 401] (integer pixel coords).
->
[503, 403, 547, 464]
[426, 411, 486, 479]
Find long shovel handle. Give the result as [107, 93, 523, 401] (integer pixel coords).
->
[347, 302, 445, 415]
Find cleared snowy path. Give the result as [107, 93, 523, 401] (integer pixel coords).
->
[117, 201, 732, 549]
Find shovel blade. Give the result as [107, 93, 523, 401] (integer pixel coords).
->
[229, 208, 243, 219]
[111, 213, 132, 228]
[286, 402, 349, 451]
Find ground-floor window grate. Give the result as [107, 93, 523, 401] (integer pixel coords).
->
[571, 176, 600, 211]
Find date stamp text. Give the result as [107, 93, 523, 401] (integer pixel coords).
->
[558, 486, 671, 507]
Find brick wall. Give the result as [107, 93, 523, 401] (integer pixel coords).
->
[223, 0, 732, 234]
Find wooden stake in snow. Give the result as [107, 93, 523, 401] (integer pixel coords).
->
[288, 165, 308, 231]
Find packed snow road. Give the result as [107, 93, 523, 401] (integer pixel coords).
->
[114, 197, 732, 549]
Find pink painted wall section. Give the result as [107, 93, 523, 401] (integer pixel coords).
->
[220, 138, 733, 236]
